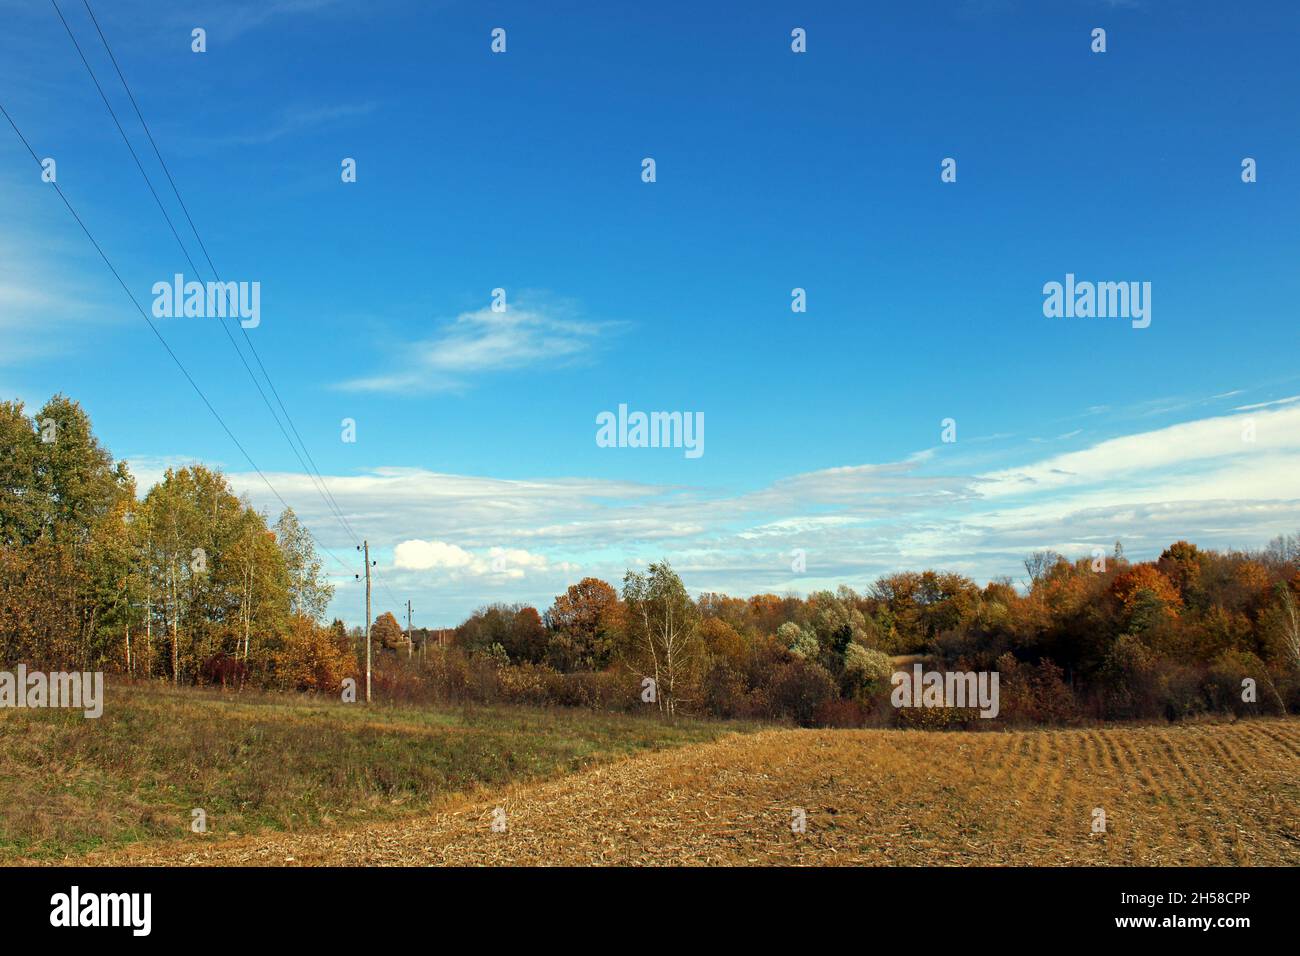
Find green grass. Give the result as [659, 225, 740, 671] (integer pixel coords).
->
[0, 681, 758, 862]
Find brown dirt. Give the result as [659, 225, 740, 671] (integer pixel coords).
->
[71, 719, 1300, 866]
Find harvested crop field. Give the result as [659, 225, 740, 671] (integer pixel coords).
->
[77, 719, 1300, 866]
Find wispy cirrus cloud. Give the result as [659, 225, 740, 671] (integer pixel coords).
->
[976, 403, 1300, 500]
[219, 102, 379, 146]
[337, 301, 625, 394]
[0, 230, 116, 366]
[209, 0, 353, 41]
[1234, 395, 1300, 412]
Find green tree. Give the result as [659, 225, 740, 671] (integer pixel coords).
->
[621, 562, 702, 718]
[274, 507, 334, 621]
[0, 399, 46, 546]
[140, 466, 289, 682]
[0, 396, 134, 668]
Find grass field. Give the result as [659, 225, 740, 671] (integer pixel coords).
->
[0, 681, 754, 863]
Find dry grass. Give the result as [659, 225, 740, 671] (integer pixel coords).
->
[74, 718, 1300, 866]
[0, 681, 753, 862]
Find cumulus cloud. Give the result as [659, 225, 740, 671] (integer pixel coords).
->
[393, 539, 552, 581]
[393, 539, 475, 571]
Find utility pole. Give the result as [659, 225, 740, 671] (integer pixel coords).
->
[406, 599, 413, 659]
[145, 523, 152, 676]
[356, 541, 373, 703]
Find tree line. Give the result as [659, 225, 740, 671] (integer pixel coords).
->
[1, 395, 352, 690]
[446, 541, 1300, 725]
[3, 394, 1299, 726]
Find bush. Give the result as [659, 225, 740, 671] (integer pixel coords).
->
[812, 698, 872, 728]
[892, 705, 973, 730]
[1203, 649, 1289, 716]
[1099, 634, 1160, 719]
[842, 643, 893, 701]
[768, 660, 837, 726]
[995, 654, 1081, 725]
[702, 660, 749, 718]
[545, 670, 636, 710]
[1153, 661, 1206, 720]
[270, 615, 358, 693]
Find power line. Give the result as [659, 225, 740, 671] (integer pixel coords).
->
[53, 0, 365, 554]
[0, 100, 355, 580]
[83, 0, 363, 549]
[80, 0, 363, 548]
[368, 561, 405, 614]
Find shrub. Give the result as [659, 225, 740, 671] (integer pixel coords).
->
[271, 615, 358, 693]
[995, 654, 1081, 725]
[768, 660, 837, 726]
[1204, 650, 1272, 715]
[842, 642, 893, 701]
[1100, 634, 1160, 719]
[812, 698, 872, 728]
[702, 659, 748, 718]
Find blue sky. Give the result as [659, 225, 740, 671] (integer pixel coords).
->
[2, 0, 1298, 626]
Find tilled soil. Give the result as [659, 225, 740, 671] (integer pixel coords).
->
[73, 720, 1300, 866]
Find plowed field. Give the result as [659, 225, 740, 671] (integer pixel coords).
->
[78, 720, 1300, 866]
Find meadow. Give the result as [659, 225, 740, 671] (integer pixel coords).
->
[0, 681, 754, 863]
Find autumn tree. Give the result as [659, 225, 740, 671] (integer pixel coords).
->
[1024, 550, 1064, 586]
[139, 466, 289, 682]
[0, 396, 134, 668]
[371, 610, 406, 651]
[501, 606, 547, 663]
[272, 614, 358, 692]
[1158, 540, 1206, 604]
[1110, 564, 1183, 630]
[274, 507, 334, 621]
[455, 603, 547, 663]
[544, 576, 623, 670]
[699, 615, 747, 668]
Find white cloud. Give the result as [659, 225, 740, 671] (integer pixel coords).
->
[392, 539, 552, 581]
[976, 404, 1300, 499]
[336, 301, 624, 393]
[0, 231, 113, 365]
[1234, 395, 1300, 412]
[394, 539, 475, 571]
[188, 401, 1300, 624]
[122, 455, 213, 491]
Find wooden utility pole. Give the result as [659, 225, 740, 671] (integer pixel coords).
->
[406, 599, 413, 659]
[144, 520, 152, 677]
[357, 541, 373, 703]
